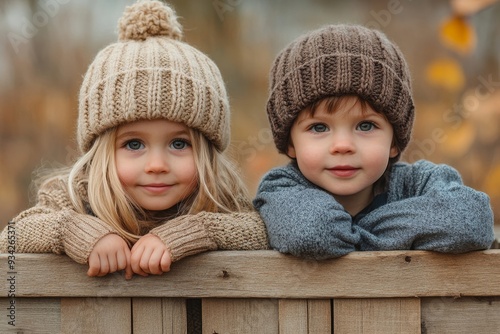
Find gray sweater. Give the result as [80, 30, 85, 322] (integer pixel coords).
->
[253, 160, 495, 259]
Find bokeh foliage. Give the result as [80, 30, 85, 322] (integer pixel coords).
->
[1, 0, 499, 229]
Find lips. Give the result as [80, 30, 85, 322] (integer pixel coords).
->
[141, 183, 172, 194]
[328, 165, 359, 177]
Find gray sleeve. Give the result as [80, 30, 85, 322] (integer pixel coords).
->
[253, 165, 360, 259]
[357, 161, 495, 253]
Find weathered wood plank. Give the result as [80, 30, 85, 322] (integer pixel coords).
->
[132, 298, 187, 334]
[0, 251, 499, 333]
[421, 297, 500, 333]
[307, 299, 331, 333]
[333, 298, 420, 334]
[132, 298, 163, 334]
[0, 297, 60, 333]
[1, 250, 500, 298]
[60, 297, 131, 334]
[161, 298, 187, 334]
[278, 299, 308, 334]
[277, 299, 331, 333]
[202, 298, 278, 334]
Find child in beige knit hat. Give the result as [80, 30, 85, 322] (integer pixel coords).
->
[254, 24, 494, 259]
[0, 0, 268, 279]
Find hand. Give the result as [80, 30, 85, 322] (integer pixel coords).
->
[130, 234, 172, 276]
[87, 234, 133, 279]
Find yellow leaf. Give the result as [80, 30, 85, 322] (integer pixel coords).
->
[425, 57, 465, 92]
[439, 16, 476, 55]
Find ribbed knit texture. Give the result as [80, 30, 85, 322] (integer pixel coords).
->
[150, 214, 218, 262]
[62, 211, 116, 264]
[267, 24, 415, 155]
[78, 0, 230, 153]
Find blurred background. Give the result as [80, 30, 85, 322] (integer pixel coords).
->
[1, 0, 499, 232]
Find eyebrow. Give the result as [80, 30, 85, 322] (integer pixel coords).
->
[295, 113, 331, 126]
[299, 107, 387, 123]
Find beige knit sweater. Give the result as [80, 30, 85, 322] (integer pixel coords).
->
[0, 177, 269, 264]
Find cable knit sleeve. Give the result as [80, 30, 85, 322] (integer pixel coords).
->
[0, 178, 116, 264]
[357, 160, 495, 253]
[149, 211, 269, 262]
[253, 164, 359, 259]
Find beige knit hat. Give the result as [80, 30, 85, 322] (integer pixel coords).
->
[77, 0, 230, 153]
[267, 24, 415, 156]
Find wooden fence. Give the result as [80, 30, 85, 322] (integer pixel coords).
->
[1, 250, 500, 333]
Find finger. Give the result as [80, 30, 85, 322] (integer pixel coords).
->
[122, 247, 133, 280]
[116, 249, 128, 271]
[130, 245, 141, 272]
[130, 245, 148, 277]
[160, 250, 172, 273]
[140, 247, 155, 274]
[148, 248, 166, 275]
[87, 252, 100, 277]
[116, 249, 132, 279]
[107, 253, 118, 274]
[97, 253, 110, 277]
[125, 263, 134, 279]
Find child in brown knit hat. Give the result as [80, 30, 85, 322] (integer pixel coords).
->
[254, 24, 494, 259]
[0, 0, 268, 279]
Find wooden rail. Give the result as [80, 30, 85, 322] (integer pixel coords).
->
[1, 250, 500, 333]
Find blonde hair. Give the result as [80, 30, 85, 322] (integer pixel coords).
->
[60, 126, 251, 244]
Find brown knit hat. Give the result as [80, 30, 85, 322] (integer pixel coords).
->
[267, 24, 415, 156]
[77, 0, 230, 153]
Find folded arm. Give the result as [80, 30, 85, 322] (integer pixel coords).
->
[253, 165, 359, 260]
[358, 161, 495, 253]
[150, 210, 269, 262]
[0, 178, 116, 264]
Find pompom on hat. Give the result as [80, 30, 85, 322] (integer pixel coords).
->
[78, 0, 230, 153]
[267, 24, 415, 156]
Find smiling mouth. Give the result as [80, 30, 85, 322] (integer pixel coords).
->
[328, 166, 359, 177]
[141, 184, 172, 193]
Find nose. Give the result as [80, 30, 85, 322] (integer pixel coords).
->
[330, 130, 355, 155]
[145, 149, 169, 173]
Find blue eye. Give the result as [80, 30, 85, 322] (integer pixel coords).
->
[310, 123, 329, 133]
[170, 139, 190, 150]
[357, 122, 375, 131]
[125, 140, 144, 150]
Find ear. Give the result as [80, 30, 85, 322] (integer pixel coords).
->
[389, 144, 399, 158]
[287, 141, 297, 158]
